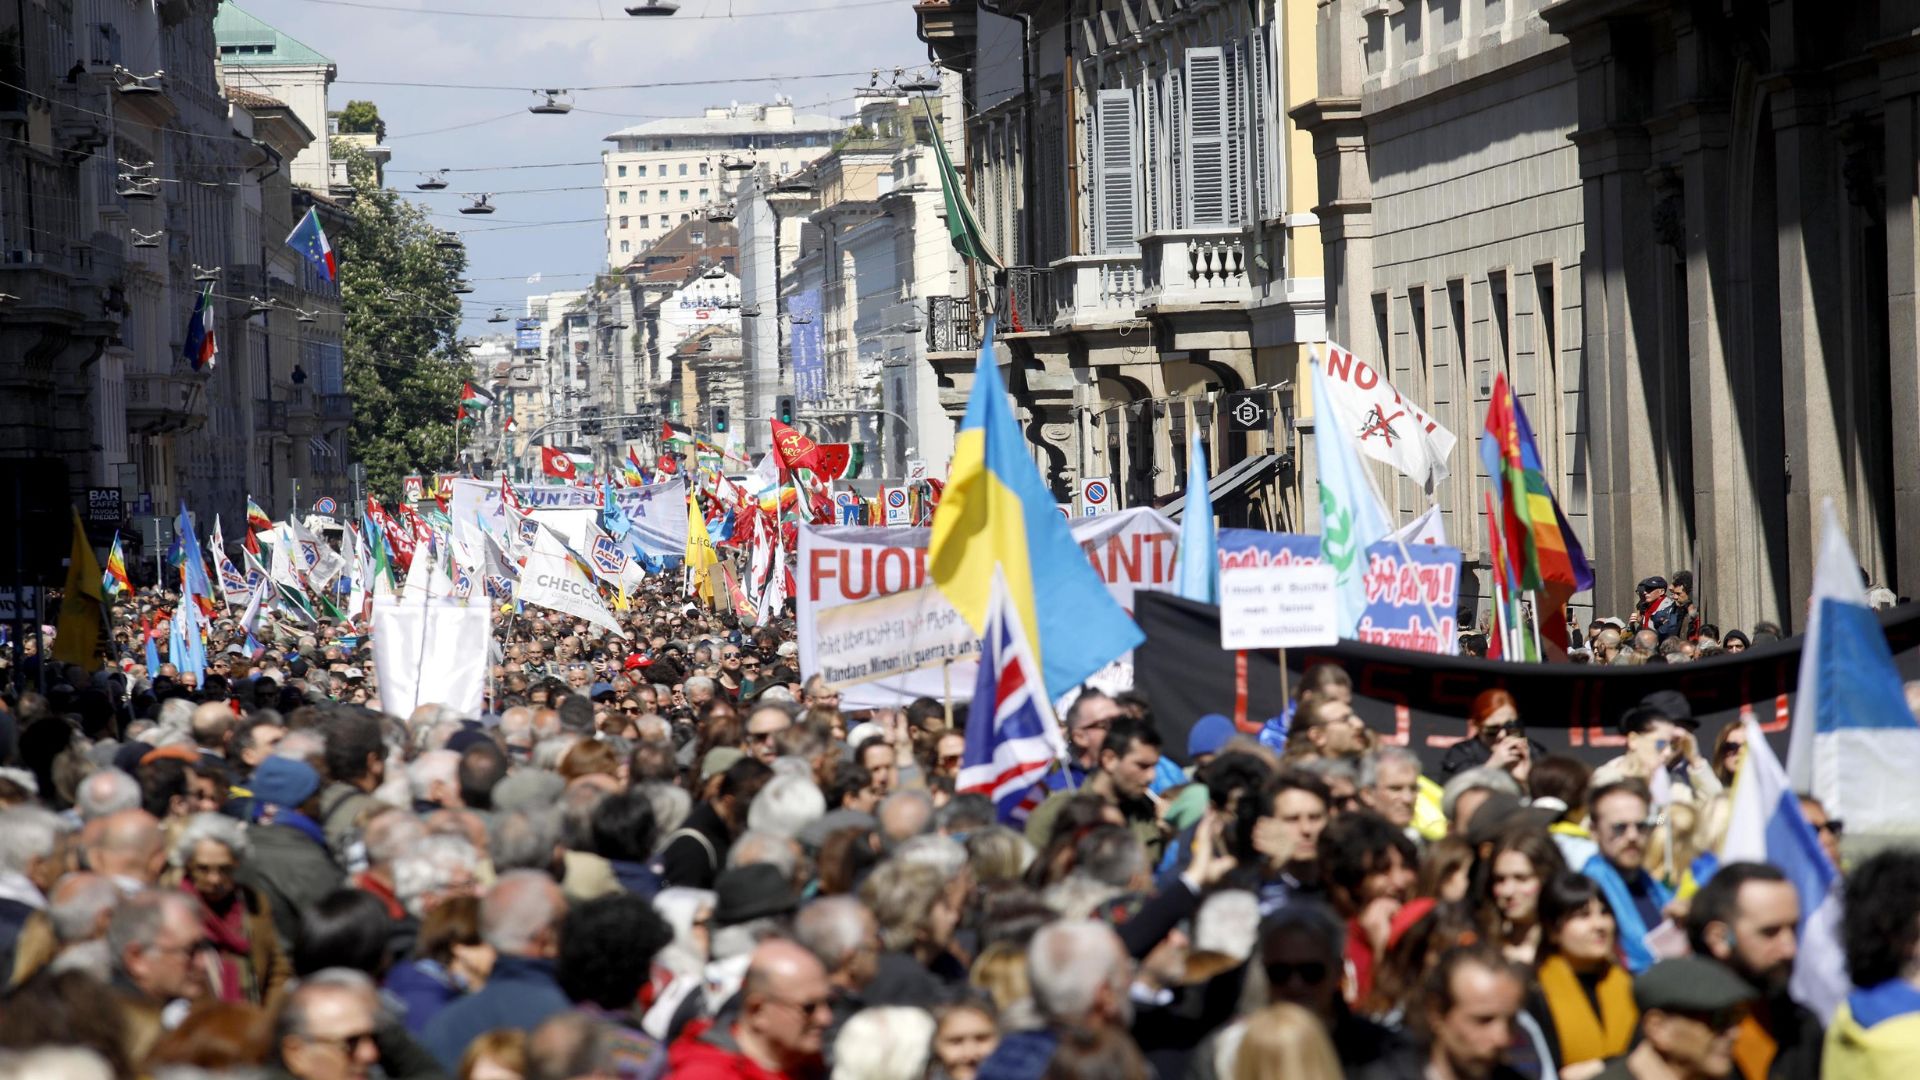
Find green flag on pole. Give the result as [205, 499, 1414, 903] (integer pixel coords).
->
[920, 97, 1000, 269]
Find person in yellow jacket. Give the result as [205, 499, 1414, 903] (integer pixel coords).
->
[1824, 849, 1920, 1079]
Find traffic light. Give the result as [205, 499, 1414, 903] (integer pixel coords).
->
[775, 394, 795, 425]
[710, 404, 731, 434]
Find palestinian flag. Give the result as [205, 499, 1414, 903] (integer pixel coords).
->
[457, 382, 493, 424]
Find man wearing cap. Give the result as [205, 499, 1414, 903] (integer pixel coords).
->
[1633, 577, 1683, 642]
[1591, 693, 1722, 808]
[1592, 956, 1756, 1079]
[235, 755, 345, 950]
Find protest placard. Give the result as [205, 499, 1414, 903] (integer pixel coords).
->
[1220, 563, 1339, 649]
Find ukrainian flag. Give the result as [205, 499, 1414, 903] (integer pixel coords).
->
[930, 317, 1143, 696]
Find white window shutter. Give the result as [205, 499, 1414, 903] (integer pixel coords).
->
[1143, 80, 1161, 234]
[1185, 47, 1228, 227]
[1095, 88, 1138, 253]
[1248, 32, 1269, 221]
[1226, 42, 1245, 224]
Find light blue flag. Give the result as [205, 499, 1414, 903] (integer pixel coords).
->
[602, 478, 632, 541]
[1175, 429, 1218, 604]
[144, 629, 161, 673]
[1787, 499, 1920, 838]
[1311, 353, 1394, 635]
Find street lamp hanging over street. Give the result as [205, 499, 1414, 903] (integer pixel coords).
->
[625, 0, 678, 14]
[530, 90, 574, 115]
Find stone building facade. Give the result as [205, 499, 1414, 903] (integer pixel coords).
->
[1299, 0, 1917, 628]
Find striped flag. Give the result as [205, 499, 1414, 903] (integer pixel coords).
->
[1787, 499, 1920, 838]
[1721, 715, 1849, 1019]
[102, 533, 132, 598]
[957, 571, 1071, 823]
[183, 283, 217, 371]
[1479, 372, 1592, 652]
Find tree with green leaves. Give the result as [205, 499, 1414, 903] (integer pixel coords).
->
[334, 141, 467, 500]
[335, 99, 383, 135]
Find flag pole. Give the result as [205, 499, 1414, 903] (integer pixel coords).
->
[1527, 590, 1544, 661]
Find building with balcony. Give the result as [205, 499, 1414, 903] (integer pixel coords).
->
[213, 3, 337, 194]
[917, 0, 1325, 522]
[774, 89, 962, 478]
[601, 100, 838, 265]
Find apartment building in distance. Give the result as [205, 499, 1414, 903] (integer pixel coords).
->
[600, 100, 839, 265]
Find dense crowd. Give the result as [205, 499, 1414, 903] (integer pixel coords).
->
[0, 572, 1912, 1080]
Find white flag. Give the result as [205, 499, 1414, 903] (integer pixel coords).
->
[1318, 342, 1457, 490]
[526, 272, 542, 284]
[1391, 504, 1448, 546]
[517, 526, 626, 638]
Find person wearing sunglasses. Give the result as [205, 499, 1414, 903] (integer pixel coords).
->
[276, 971, 387, 1080]
[1589, 956, 1756, 1080]
[1580, 779, 1672, 974]
[1440, 689, 1550, 782]
[1795, 795, 1844, 874]
[668, 939, 833, 1078]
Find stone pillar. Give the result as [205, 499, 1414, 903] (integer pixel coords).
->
[1769, 76, 1849, 627]
[1881, 41, 1920, 599]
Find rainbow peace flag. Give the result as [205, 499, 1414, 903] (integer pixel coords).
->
[102, 533, 132, 598]
[1480, 373, 1592, 650]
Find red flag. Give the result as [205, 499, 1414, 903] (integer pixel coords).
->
[500, 474, 526, 516]
[769, 419, 826, 474]
[540, 447, 576, 480]
[368, 497, 415, 572]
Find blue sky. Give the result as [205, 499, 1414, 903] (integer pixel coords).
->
[237, 0, 930, 335]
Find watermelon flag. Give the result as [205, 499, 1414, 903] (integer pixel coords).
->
[1479, 372, 1592, 654]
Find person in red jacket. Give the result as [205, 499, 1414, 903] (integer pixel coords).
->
[669, 939, 830, 1079]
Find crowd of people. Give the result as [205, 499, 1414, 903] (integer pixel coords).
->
[0, 573, 1912, 1080]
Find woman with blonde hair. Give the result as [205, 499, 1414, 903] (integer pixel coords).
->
[1225, 1001, 1342, 1080]
[458, 1028, 526, 1080]
[968, 941, 1031, 1015]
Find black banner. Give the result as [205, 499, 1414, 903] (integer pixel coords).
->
[1133, 593, 1920, 770]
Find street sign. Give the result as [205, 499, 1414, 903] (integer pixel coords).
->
[131, 492, 154, 517]
[882, 486, 910, 525]
[85, 488, 122, 524]
[1056, 504, 1072, 521]
[906, 459, 928, 481]
[312, 496, 338, 515]
[0, 586, 40, 621]
[1079, 477, 1113, 517]
[1226, 392, 1272, 432]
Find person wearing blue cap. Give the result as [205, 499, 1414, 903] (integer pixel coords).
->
[1186, 713, 1236, 769]
[234, 756, 344, 950]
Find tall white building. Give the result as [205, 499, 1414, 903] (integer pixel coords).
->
[600, 100, 839, 266]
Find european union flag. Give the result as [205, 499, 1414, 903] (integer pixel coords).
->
[285, 207, 336, 283]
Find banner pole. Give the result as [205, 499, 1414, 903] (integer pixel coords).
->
[943, 658, 954, 731]
[1277, 647, 1290, 714]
